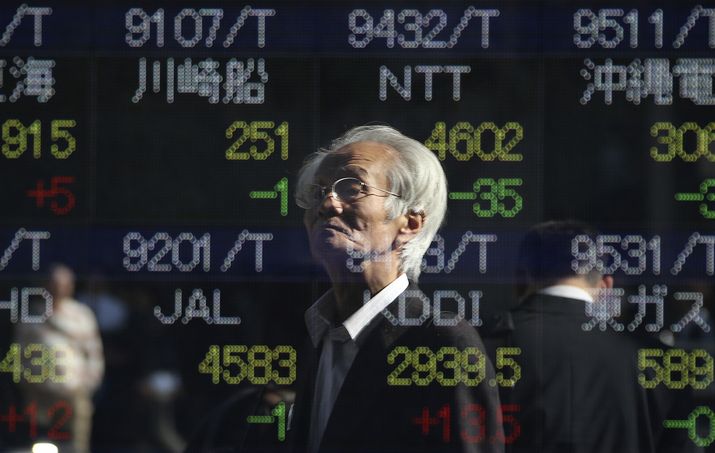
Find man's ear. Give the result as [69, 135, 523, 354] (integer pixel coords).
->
[396, 210, 424, 245]
[599, 275, 614, 289]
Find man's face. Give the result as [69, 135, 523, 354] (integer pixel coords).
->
[49, 267, 75, 301]
[303, 141, 405, 268]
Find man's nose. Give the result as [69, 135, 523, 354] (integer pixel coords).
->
[318, 191, 344, 217]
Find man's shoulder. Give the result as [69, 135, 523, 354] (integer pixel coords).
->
[505, 294, 665, 356]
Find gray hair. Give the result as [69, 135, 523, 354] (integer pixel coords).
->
[295, 125, 448, 281]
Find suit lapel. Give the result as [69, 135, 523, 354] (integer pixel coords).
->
[318, 331, 385, 452]
[317, 289, 424, 452]
[299, 282, 425, 453]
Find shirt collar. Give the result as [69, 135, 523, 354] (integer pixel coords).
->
[537, 284, 594, 303]
[304, 274, 409, 347]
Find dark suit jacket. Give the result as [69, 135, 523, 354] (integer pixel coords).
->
[285, 285, 505, 453]
[496, 293, 696, 453]
[186, 287, 505, 453]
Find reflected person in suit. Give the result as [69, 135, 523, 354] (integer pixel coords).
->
[286, 125, 504, 453]
[500, 220, 697, 453]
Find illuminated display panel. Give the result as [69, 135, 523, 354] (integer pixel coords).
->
[0, 1, 713, 451]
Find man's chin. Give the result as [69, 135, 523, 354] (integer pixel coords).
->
[312, 229, 357, 250]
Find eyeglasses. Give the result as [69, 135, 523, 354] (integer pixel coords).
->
[296, 177, 401, 209]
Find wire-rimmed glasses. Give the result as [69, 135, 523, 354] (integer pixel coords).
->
[296, 177, 401, 209]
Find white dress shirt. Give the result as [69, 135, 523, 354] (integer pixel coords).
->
[537, 284, 594, 303]
[304, 274, 409, 453]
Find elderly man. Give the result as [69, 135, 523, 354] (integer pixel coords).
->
[287, 125, 504, 453]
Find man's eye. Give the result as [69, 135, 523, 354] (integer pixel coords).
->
[338, 183, 362, 198]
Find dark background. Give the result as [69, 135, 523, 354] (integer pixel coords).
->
[0, 1, 713, 451]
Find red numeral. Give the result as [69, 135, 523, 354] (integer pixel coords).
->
[47, 401, 72, 440]
[437, 404, 451, 442]
[26, 176, 76, 215]
[493, 404, 521, 445]
[25, 402, 37, 438]
[461, 404, 486, 443]
[413, 403, 520, 445]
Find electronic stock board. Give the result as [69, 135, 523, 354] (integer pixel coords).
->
[0, 1, 714, 451]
